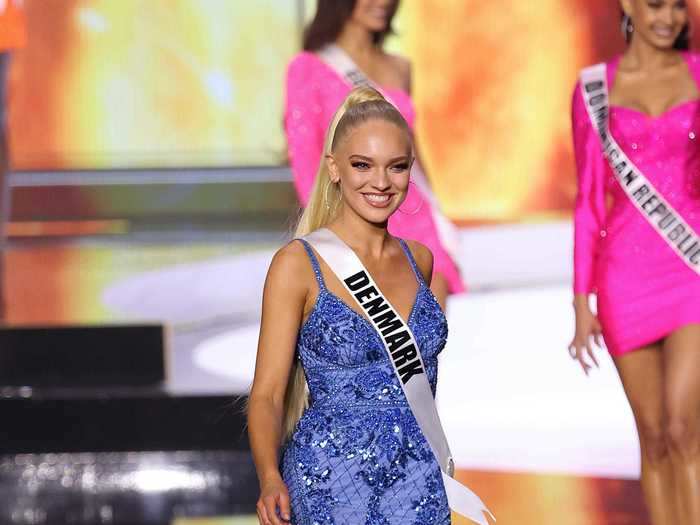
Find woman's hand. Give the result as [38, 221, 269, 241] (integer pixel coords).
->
[568, 294, 603, 375]
[249, 242, 310, 525]
[256, 474, 291, 524]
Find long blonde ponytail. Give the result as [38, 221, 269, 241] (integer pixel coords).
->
[280, 86, 411, 439]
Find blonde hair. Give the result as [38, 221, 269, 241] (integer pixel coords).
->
[282, 86, 411, 439]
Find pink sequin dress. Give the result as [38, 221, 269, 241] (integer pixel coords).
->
[284, 51, 465, 294]
[572, 51, 700, 356]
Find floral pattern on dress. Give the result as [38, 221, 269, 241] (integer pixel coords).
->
[281, 239, 451, 525]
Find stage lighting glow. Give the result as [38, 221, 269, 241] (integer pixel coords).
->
[130, 468, 207, 493]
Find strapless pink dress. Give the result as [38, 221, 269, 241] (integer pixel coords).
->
[572, 51, 700, 355]
[284, 52, 465, 294]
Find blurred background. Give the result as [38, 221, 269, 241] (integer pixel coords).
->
[3, 0, 693, 524]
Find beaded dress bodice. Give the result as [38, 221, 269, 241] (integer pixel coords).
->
[280, 238, 451, 525]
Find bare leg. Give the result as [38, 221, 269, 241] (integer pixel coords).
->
[663, 324, 700, 525]
[614, 345, 678, 525]
[0, 52, 9, 321]
[0, 124, 8, 321]
[430, 272, 449, 312]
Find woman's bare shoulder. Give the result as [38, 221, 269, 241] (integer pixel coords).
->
[266, 240, 315, 293]
[383, 52, 411, 91]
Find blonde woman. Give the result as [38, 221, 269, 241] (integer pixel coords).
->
[284, 0, 465, 310]
[247, 88, 481, 524]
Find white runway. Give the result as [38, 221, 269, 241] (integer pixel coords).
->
[102, 220, 640, 480]
[193, 285, 639, 481]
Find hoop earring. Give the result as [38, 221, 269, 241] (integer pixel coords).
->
[621, 14, 633, 41]
[324, 180, 341, 211]
[398, 180, 423, 215]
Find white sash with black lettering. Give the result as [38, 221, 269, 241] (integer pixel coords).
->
[580, 63, 700, 274]
[316, 44, 462, 264]
[302, 228, 493, 525]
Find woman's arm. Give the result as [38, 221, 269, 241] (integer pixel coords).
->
[284, 54, 326, 206]
[570, 83, 607, 372]
[571, 83, 607, 296]
[392, 53, 412, 95]
[248, 242, 310, 524]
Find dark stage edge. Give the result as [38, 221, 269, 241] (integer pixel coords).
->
[0, 450, 257, 525]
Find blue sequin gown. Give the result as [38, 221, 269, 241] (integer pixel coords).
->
[281, 239, 451, 525]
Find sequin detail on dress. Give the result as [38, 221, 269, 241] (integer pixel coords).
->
[572, 51, 700, 354]
[281, 239, 450, 525]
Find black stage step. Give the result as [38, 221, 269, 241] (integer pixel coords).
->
[0, 325, 258, 524]
[1, 390, 247, 454]
[0, 324, 165, 387]
[1, 391, 255, 524]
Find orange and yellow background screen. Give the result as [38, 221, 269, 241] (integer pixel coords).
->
[7, 1, 700, 221]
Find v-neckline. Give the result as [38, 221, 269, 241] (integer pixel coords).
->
[315, 246, 421, 327]
[312, 50, 410, 99]
[608, 52, 700, 120]
[313, 284, 424, 341]
[298, 235, 426, 338]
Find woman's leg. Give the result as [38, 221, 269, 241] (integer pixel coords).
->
[0, 52, 10, 321]
[614, 344, 678, 525]
[663, 324, 700, 525]
[430, 272, 449, 312]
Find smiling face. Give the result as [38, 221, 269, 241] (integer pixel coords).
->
[623, 0, 689, 49]
[350, 0, 397, 33]
[327, 118, 413, 225]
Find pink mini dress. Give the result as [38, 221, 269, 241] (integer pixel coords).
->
[572, 51, 700, 356]
[284, 51, 465, 294]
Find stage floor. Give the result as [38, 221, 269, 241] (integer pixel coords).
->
[6, 221, 648, 523]
[176, 470, 649, 525]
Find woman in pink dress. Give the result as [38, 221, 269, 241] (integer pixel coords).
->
[284, 0, 464, 308]
[570, 2, 700, 523]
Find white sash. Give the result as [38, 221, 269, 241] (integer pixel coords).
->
[317, 45, 463, 267]
[302, 228, 493, 525]
[580, 63, 700, 274]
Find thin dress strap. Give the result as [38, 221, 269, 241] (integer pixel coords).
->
[296, 238, 327, 291]
[398, 239, 426, 286]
